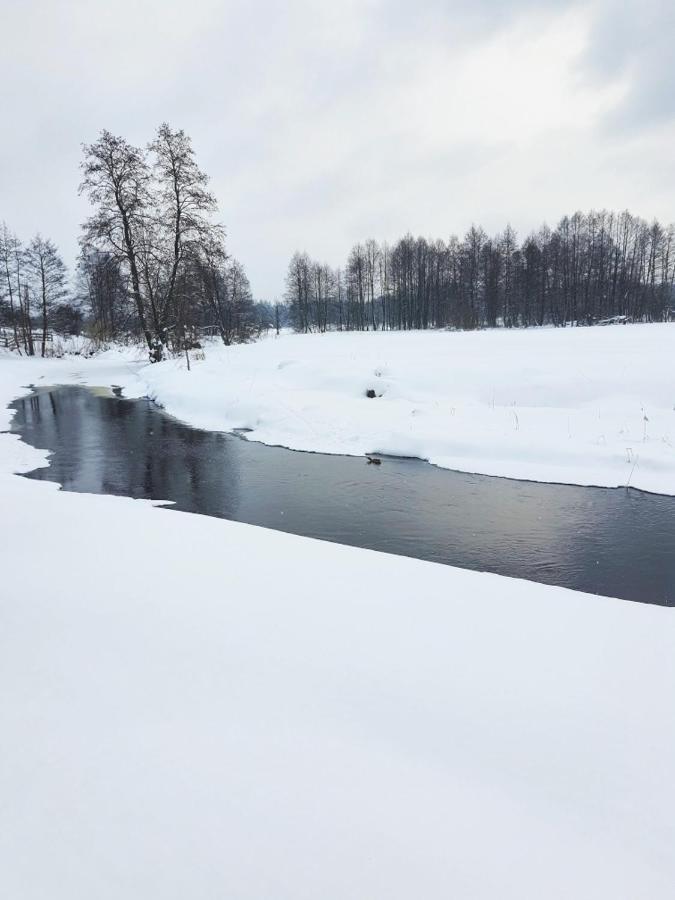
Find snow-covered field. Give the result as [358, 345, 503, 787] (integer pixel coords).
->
[133, 323, 673, 495]
[1, 329, 674, 898]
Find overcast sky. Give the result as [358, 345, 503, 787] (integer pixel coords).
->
[1, 0, 674, 298]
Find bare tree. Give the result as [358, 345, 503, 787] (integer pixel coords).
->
[80, 126, 232, 358]
[148, 123, 224, 348]
[77, 250, 132, 342]
[79, 130, 156, 355]
[0, 223, 23, 352]
[285, 252, 312, 333]
[24, 235, 68, 356]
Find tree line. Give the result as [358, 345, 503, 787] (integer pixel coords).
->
[2, 124, 271, 358]
[285, 211, 675, 332]
[5, 154, 674, 358]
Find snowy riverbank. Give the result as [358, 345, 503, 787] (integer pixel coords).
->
[3, 322, 673, 495]
[133, 323, 673, 495]
[0, 347, 674, 897]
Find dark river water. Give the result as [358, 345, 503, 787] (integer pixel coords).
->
[9, 385, 675, 605]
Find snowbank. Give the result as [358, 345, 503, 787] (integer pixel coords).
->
[1, 348, 675, 898]
[136, 324, 675, 495]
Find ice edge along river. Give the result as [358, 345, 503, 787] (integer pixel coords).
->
[136, 325, 675, 497]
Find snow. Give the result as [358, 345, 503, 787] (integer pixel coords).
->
[1, 333, 675, 898]
[132, 323, 674, 495]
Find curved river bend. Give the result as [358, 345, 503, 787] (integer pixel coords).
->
[10, 385, 675, 605]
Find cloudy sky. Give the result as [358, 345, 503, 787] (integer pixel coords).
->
[1, 0, 674, 298]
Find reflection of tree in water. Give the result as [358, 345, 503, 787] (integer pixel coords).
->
[12, 387, 241, 515]
[11, 390, 83, 481]
[101, 396, 241, 518]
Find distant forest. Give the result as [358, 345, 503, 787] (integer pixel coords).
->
[286, 211, 675, 332]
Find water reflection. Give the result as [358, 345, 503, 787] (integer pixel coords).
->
[10, 386, 675, 605]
